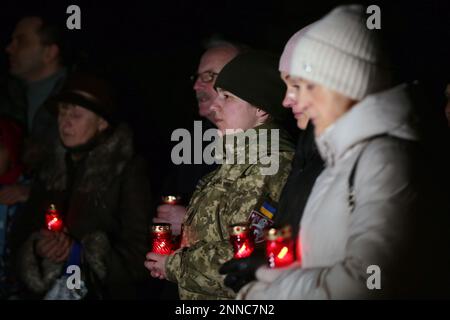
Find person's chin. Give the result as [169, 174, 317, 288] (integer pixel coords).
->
[198, 104, 211, 118]
[61, 138, 77, 148]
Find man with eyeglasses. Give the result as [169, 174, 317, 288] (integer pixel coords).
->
[191, 43, 241, 123]
[154, 40, 244, 299]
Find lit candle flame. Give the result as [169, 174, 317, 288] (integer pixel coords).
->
[237, 243, 247, 255]
[277, 246, 288, 259]
[48, 217, 59, 228]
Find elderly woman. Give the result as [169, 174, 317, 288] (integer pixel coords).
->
[238, 5, 449, 299]
[145, 51, 295, 300]
[11, 73, 152, 299]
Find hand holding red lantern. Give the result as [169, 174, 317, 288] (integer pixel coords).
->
[265, 225, 295, 268]
[145, 221, 174, 279]
[153, 195, 185, 250]
[37, 204, 73, 263]
[146, 222, 174, 279]
[228, 223, 255, 259]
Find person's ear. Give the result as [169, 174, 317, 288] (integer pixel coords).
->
[98, 117, 109, 132]
[255, 107, 269, 122]
[256, 107, 269, 118]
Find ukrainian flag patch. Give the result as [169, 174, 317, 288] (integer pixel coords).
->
[259, 201, 276, 220]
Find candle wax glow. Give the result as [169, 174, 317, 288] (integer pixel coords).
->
[45, 205, 63, 232]
[230, 234, 254, 259]
[266, 238, 295, 268]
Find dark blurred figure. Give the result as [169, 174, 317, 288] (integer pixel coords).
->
[445, 83, 450, 128]
[9, 73, 153, 299]
[0, 117, 26, 299]
[0, 14, 69, 209]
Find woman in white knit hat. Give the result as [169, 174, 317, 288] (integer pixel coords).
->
[237, 4, 444, 299]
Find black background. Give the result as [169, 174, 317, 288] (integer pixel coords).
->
[0, 0, 449, 194]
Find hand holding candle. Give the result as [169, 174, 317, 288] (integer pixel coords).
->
[35, 228, 72, 263]
[155, 195, 185, 250]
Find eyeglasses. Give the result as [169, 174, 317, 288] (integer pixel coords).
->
[190, 71, 219, 83]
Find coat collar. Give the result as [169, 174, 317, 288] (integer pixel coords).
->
[316, 84, 420, 167]
[39, 124, 134, 193]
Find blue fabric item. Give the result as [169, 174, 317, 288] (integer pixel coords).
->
[0, 204, 8, 259]
[64, 242, 82, 275]
[0, 198, 18, 260]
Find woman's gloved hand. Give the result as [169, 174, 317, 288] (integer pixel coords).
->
[219, 246, 266, 293]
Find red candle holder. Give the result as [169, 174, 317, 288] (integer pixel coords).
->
[45, 204, 64, 232]
[265, 225, 295, 268]
[228, 223, 255, 259]
[151, 223, 173, 255]
[161, 195, 182, 205]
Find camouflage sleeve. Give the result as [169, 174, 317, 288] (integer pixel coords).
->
[166, 239, 235, 299]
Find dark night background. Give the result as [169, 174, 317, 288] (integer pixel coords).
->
[0, 0, 449, 195]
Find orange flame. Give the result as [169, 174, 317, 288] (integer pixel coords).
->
[277, 247, 288, 259]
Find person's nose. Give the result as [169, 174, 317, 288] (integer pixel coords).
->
[59, 115, 72, 130]
[193, 77, 205, 91]
[282, 91, 296, 109]
[210, 95, 222, 112]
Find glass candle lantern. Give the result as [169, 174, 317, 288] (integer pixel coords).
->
[265, 225, 295, 268]
[161, 195, 182, 250]
[45, 204, 64, 232]
[228, 223, 255, 259]
[161, 195, 182, 205]
[151, 223, 173, 255]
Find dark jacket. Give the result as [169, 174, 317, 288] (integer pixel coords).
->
[10, 124, 152, 299]
[0, 70, 67, 173]
[274, 122, 324, 238]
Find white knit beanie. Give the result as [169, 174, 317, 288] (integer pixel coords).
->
[290, 4, 392, 100]
[279, 25, 311, 73]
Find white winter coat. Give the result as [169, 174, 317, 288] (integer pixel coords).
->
[239, 84, 423, 299]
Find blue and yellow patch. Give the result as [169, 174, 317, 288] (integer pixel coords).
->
[259, 201, 276, 220]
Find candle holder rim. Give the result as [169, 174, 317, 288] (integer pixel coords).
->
[161, 195, 182, 204]
[151, 223, 172, 233]
[265, 225, 292, 240]
[228, 222, 250, 236]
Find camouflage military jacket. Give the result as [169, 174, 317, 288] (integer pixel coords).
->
[165, 122, 294, 300]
